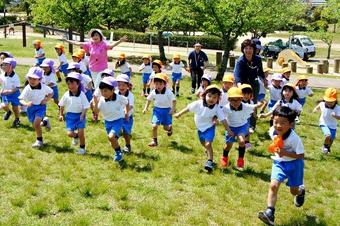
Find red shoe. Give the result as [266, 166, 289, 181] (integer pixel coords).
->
[237, 158, 244, 168]
[220, 156, 229, 168]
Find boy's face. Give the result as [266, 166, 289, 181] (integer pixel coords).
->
[298, 79, 308, 87]
[55, 48, 62, 55]
[100, 88, 115, 99]
[325, 101, 336, 108]
[33, 43, 39, 49]
[0, 63, 12, 73]
[66, 80, 79, 93]
[222, 81, 233, 90]
[272, 79, 281, 87]
[283, 72, 291, 78]
[154, 80, 166, 92]
[273, 115, 292, 136]
[201, 79, 209, 87]
[205, 92, 219, 106]
[173, 58, 180, 63]
[28, 77, 40, 87]
[72, 56, 80, 62]
[41, 66, 50, 74]
[152, 64, 161, 73]
[229, 97, 242, 109]
[143, 58, 150, 64]
[243, 45, 254, 58]
[118, 81, 129, 93]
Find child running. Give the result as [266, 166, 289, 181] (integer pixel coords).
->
[268, 73, 283, 111]
[281, 67, 291, 85]
[19, 67, 53, 148]
[115, 53, 132, 78]
[175, 84, 232, 172]
[33, 40, 45, 66]
[196, 74, 211, 98]
[313, 88, 340, 154]
[169, 53, 186, 96]
[143, 73, 176, 147]
[40, 59, 59, 106]
[219, 74, 234, 107]
[258, 106, 305, 226]
[54, 44, 68, 82]
[139, 55, 153, 97]
[295, 75, 313, 107]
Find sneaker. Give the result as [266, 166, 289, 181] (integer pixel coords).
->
[322, 146, 330, 154]
[32, 140, 43, 149]
[191, 88, 195, 94]
[114, 150, 123, 162]
[258, 208, 275, 226]
[294, 188, 305, 207]
[148, 140, 158, 147]
[204, 160, 214, 172]
[176, 93, 179, 97]
[123, 146, 131, 153]
[245, 142, 252, 150]
[12, 118, 20, 127]
[295, 116, 300, 124]
[72, 137, 79, 146]
[237, 158, 244, 169]
[220, 156, 229, 168]
[3, 110, 12, 120]
[40, 117, 51, 131]
[77, 148, 86, 155]
[249, 128, 255, 134]
[167, 127, 173, 136]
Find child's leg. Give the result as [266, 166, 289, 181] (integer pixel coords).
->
[223, 143, 233, 157]
[123, 132, 131, 146]
[163, 124, 172, 136]
[1, 103, 9, 112]
[78, 128, 85, 147]
[290, 186, 301, 196]
[108, 133, 119, 149]
[56, 71, 62, 80]
[260, 100, 268, 113]
[33, 117, 43, 139]
[148, 124, 158, 146]
[237, 134, 246, 158]
[54, 98, 59, 105]
[204, 141, 213, 161]
[176, 80, 180, 94]
[267, 179, 281, 209]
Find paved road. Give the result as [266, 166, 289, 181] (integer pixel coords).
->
[15, 57, 340, 88]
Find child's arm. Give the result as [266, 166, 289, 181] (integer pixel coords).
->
[40, 93, 53, 105]
[170, 100, 176, 114]
[220, 119, 234, 137]
[2, 87, 19, 95]
[19, 99, 32, 107]
[125, 103, 130, 120]
[277, 149, 304, 159]
[174, 107, 189, 118]
[142, 100, 151, 114]
[312, 103, 321, 113]
[331, 112, 340, 120]
[62, 39, 84, 46]
[80, 109, 88, 120]
[58, 106, 65, 121]
[108, 35, 128, 49]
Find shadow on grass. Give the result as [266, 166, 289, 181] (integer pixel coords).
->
[15, 123, 35, 131]
[256, 130, 271, 141]
[234, 166, 271, 182]
[248, 149, 271, 158]
[43, 143, 75, 153]
[133, 152, 160, 161]
[278, 214, 328, 226]
[89, 152, 111, 161]
[169, 141, 193, 154]
[118, 160, 153, 172]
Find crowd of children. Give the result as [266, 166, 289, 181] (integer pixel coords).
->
[1, 34, 340, 226]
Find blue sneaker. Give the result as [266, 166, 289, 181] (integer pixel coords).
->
[114, 150, 123, 162]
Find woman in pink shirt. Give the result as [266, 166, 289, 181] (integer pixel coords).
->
[64, 29, 127, 88]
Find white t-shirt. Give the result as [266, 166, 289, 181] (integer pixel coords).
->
[221, 103, 255, 127]
[0, 73, 20, 90]
[187, 100, 224, 132]
[271, 99, 302, 113]
[139, 63, 153, 74]
[19, 83, 53, 105]
[268, 85, 282, 101]
[295, 86, 313, 99]
[195, 86, 205, 96]
[281, 77, 289, 85]
[59, 91, 90, 113]
[117, 62, 131, 74]
[79, 61, 87, 73]
[58, 54, 67, 65]
[35, 48, 45, 59]
[269, 127, 304, 162]
[319, 102, 340, 129]
[258, 77, 266, 95]
[147, 88, 175, 108]
[98, 94, 128, 121]
[219, 89, 229, 107]
[42, 72, 57, 87]
[81, 74, 92, 90]
[170, 62, 184, 74]
[117, 90, 134, 116]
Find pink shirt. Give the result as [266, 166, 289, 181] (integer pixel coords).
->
[82, 41, 111, 72]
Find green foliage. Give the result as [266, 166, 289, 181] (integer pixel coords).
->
[0, 15, 17, 25]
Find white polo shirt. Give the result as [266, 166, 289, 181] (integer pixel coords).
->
[170, 62, 184, 74]
[0, 72, 20, 90]
[268, 85, 282, 101]
[42, 72, 57, 87]
[147, 88, 175, 108]
[117, 90, 134, 116]
[219, 89, 229, 107]
[19, 83, 53, 105]
[187, 100, 224, 132]
[221, 103, 255, 127]
[59, 91, 90, 113]
[319, 102, 340, 129]
[269, 127, 304, 162]
[98, 94, 128, 121]
[272, 99, 302, 113]
[117, 62, 131, 74]
[58, 54, 67, 65]
[139, 63, 153, 74]
[79, 61, 87, 73]
[81, 74, 92, 90]
[295, 86, 313, 99]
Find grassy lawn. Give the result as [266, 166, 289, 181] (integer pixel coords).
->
[0, 64, 339, 225]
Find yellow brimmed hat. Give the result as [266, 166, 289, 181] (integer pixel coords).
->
[297, 75, 308, 81]
[282, 83, 295, 90]
[154, 73, 169, 83]
[240, 84, 252, 90]
[152, 60, 163, 67]
[142, 55, 151, 59]
[205, 84, 220, 92]
[72, 52, 82, 59]
[227, 87, 243, 98]
[173, 53, 181, 59]
[33, 40, 42, 47]
[323, 88, 337, 102]
[54, 43, 64, 52]
[222, 74, 234, 83]
[282, 67, 291, 74]
[119, 53, 126, 59]
[263, 68, 271, 73]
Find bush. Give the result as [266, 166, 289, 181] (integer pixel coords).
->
[102, 29, 224, 50]
[0, 16, 17, 25]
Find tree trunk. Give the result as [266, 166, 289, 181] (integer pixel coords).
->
[327, 43, 331, 59]
[157, 31, 166, 62]
[216, 37, 233, 80]
[80, 26, 85, 42]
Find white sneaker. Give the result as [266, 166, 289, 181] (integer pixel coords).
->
[77, 148, 86, 155]
[40, 117, 51, 132]
[32, 140, 43, 148]
[72, 137, 79, 146]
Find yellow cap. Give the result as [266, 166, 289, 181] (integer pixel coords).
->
[222, 74, 234, 83]
[263, 68, 271, 73]
[173, 53, 181, 59]
[33, 40, 42, 47]
[78, 49, 86, 58]
[282, 67, 291, 74]
[205, 84, 221, 93]
[227, 87, 243, 98]
[72, 52, 83, 59]
[152, 60, 163, 67]
[282, 83, 295, 90]
[154, 73, 169, 83]
[142, 55, 151, 59]
[54, 43, 64, 50]
[323, 88, 337, 102]
[119, 53, 126, 59]
[240, 84, 252, 90]
[297, 75, 308, 81]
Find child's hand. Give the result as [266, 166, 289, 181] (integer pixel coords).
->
[226, 129, 234, 137]
[331, 112, 336, 117]
[169, 108, 176, 115]
[80, 113, 86, 120]
[58, 115, 64, 121]
[26, 101, 33, 107]
[258, 113, 265, 119]
[174, 113, 180, 118]
[212, 116, 218, 125]
[40, 98, 47, 105]
[142, 108, 147, 114]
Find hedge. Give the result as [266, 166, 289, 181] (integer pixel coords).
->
[0, 16, 18, 25]
[102, 30, 224, 50]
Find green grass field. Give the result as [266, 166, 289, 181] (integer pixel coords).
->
[0, 63, 339, 225]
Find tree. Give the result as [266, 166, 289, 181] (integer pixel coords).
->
[321, 0, 340, 33]
[184, 0, 305, 80]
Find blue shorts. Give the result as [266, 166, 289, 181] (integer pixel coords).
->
[65, 112, 86, 131]
[172, 73, 182, 82]
[258, 93, 266, 102]
[271, 159, 304, 187]
[198, 126, 215, 143]
[320, 125, 336, 140]
[60, 63, 69, 75]
[268, 99, 277, 110]
[85, 89, 93, 102]
[152, 107, 172, 126]
[51, 86, 59, 100]
[142, 73, 151, 84]
[298, 98, 306, 106]
[225, 123, 249, 143]
[105, 118, 124, 137]
[36, 58, 45, 66]
[122, 115, 133, 135]
[27, 104, 46, 123]
[123, 71, 131, 78]
[1, 90, 20, 106]
[84, 69, 91, 76]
